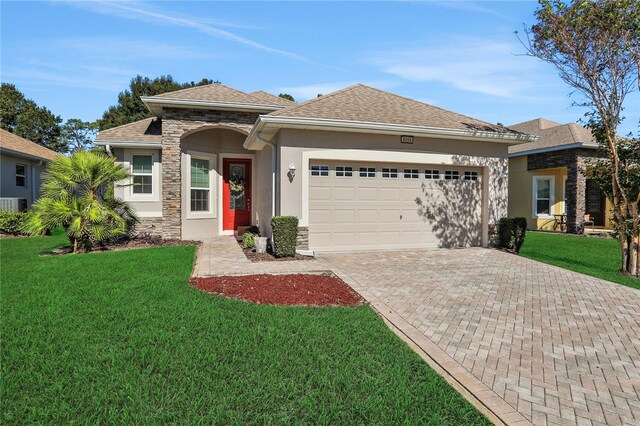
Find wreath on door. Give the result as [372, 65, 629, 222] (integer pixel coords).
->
[229, 175, 246, 193]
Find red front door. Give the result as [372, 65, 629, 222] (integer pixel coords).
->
[222, 158, 252, 231]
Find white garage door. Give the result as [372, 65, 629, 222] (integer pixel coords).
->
[308, 161, 483, 252]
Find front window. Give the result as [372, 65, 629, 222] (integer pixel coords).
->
[132, 155, 153, 194]
[15, 164, 26, 187]
[190, 158, 210, 212]
[382, 168, 398, 178]
[534, 177, 553, 217]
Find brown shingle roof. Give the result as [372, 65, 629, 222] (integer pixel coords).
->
[250, 91, 296, 107]
[268, 84, 516, 134]
[0, 128, 59, 161]
[508, 118, 596, 155]
[146, 83, 285, 106]
[95, 118, 162, 144]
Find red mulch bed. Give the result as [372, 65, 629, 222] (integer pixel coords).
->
[190, 273, 364, 306]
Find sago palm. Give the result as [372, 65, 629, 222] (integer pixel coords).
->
[26, 151, 138, 252]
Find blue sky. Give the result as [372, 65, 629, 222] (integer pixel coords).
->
[2, 1, 638, 134]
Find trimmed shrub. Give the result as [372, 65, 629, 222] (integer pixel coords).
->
[271, 216, 299, 257]
[0, 211, 32, 235]
[243, 232, 256, 249]
[497, 217, 527, 253]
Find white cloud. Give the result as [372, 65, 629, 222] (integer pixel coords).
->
[368, 38, 547, 99]
[61, 0, 309, 62]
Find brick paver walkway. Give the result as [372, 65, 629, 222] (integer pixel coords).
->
[321, 248, 640, 426]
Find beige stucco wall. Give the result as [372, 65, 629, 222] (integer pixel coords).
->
[179, 128, 257, 240]
[508, 156, 613, 230]
[276, 129, 510, 247]
[254, 145, 274, 237]
[0, 152, 47, 209]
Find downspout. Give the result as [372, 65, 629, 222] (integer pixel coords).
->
[255, 133, 276, 218]
[105, 144, 114, 157]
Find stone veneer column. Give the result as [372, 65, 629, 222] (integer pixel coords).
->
[161, 118, 183, 239]
[566, 154, 586, 234]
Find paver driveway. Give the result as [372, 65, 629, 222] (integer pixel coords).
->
[321, 248, 640, 426]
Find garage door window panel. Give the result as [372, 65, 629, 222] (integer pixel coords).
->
[382, 168, 398, 178]
[359, 167, 376, 178]
[311, 165, 329, 177]
[404, 169, 419, 179]
[444, 170, 460, 180]
[425, 169, 440, 180]
[464, 171, 479, 181]
[336, 166, 352, 177]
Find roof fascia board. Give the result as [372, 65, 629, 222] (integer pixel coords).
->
[94, 140, 162, 149]
[0, 146, 55, 162]
[244, 116, 537, 150]
[508, 142, 597, 157]
[141, 96, 285, 116]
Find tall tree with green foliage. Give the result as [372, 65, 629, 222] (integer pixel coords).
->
[519, 0, 639, 276]
[25, 152, 138, 253]
[0, 83, 65, 152]
[60, 119, 98, 153]
[99, 75, 216, 130]
[278, 93, 295, 102]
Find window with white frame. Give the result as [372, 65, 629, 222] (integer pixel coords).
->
[534, 176, 554, 217]
[131, 155, 153, 194]
[404, 169, 419, 179]
[444, 170, 460, 180]
[15, 164, 26, 187]
[190, 158, 211, 212]
[311, 165, 329, 177]
[335, 166, 352, 177]
[425, 169, 440, 180]
[359, 167, 376, 178]
[463, 171, 479, 181]
[382, 167, 398, 178]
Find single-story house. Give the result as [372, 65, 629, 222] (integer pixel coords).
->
[0, 128, 59, 212]
[507, 118, 611, 234]
[94, 83, 534, 252]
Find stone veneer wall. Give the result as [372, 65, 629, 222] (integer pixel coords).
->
[296, 226, 309, 251]
[527, 148, 603, 234]
[134, 217, 164, 236]
[161, 108, 260, 239]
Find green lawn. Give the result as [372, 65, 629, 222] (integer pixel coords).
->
[520, 231, 640, 290]
[1, 230, 488, 425]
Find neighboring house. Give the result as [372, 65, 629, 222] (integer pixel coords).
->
[0, 128, 59, 212]
[94, 83, 533, 252]
[507, 118, 611, 233]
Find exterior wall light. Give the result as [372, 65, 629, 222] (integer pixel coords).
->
[288, 163, 296, 177]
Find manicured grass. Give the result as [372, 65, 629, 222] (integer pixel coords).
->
[1, 230, 489, 425]
[520, 231, 640, 290]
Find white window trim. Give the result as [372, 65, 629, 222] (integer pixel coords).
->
[425, 169, 440, 180]
[403, 168, 419, 179]
[563, 175, 568, 214]
[444, 170, 460, 180]
[382, 167, 398, 178]
[15, 163, 27, 188]
[359, 167, 376, 178]
[124, 150, 160, 202]
[186, 150, 217, 220]
[532, 175, 555, 219]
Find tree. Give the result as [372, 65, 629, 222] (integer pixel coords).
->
[519, 0, 640, 276]
[25, 152, 138, 253]
[99, 75, 216, 130]
[278, 93, 295, 102]
[60, 119, 98, 153]
[0, 83, 65, 152]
